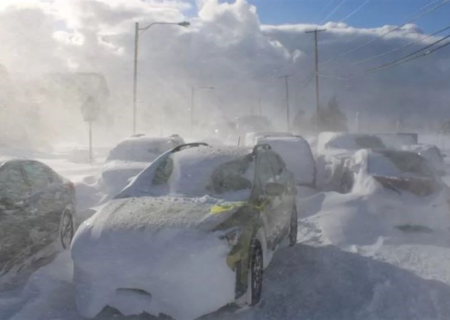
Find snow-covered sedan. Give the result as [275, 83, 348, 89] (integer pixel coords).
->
[340, 149, 450, 232]
[101, 134, 184, 195]
[72, 143, 298, 319]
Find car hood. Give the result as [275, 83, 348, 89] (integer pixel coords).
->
[76, 196, 243, 238]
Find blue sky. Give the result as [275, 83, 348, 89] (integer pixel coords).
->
[231, 0, 450, 33]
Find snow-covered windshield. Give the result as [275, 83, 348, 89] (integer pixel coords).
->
[106, 138, 176, 163]
[368, 151, 436, 178]
[119, 147, 254, 200]
[327, 134, 385, 151]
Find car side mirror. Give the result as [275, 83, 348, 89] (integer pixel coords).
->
[264, 182, 284, 196]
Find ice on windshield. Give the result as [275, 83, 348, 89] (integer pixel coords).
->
[368, 151, 435, 178]
[120, 146, 254, 200]
[106, 138, 176, 163]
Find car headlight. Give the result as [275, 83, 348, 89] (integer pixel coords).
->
[215, 227, 243, 247]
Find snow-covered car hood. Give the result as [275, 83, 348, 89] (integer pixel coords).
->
[72, 196, 241, 319]
[74, 196, 242, 239]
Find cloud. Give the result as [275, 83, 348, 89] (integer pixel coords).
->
[0, 0, 448, 146]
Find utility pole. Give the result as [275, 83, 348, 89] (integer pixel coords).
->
[190, 86, 214, 136]
[190, 86, 194, 135]
[132, 20, 190, 135]
[279, 74, 293, 132]
[305, 28, 326, 133]
[88, 121, 93, 165]
[133, 22, 139, 135]
[258, 98, 262, 116]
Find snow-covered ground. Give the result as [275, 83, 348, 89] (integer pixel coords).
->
[3, 140, 450, 320]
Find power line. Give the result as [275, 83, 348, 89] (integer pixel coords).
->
[320, 0, 338, 16]
[340, 0, 371, 23]
[352, 24, 450, 65]
[321, 0, 450, 65]
[279, 74, 293, 131]
[352, 37, 450, 78]
[321, 0, 347, 24]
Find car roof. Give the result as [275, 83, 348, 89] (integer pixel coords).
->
[171, 145, 253, 161]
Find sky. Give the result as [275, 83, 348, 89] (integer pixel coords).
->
[219, 0, 450, 33]
[0, 0, 448, 147]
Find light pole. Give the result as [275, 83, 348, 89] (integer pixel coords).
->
[133, 20, 190, 135]
[190, 86, 214, 135]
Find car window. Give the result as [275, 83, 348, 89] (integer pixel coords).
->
[0, 166, 29, 201]
[22, 162, 51, 192]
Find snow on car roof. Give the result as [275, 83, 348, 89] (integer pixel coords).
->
[171, 145, 252, 163]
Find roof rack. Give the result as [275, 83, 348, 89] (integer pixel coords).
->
[171, 142, 209, 154]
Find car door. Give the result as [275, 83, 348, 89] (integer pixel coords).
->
[0, 163, 35, 274]
[21, 162, 64, 245]
[267, 152, 296, 241]
[271, 153, 297, 239]
[254, 150, 282, 250]
[22, 161, 62, 216]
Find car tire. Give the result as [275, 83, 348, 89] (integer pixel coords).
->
[60, 209, 74, 249]
[289, 205, 298, 247]
[248, 239, 263, 306]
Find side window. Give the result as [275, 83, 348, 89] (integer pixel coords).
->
[152, 157, 174, 185]
[0, 166, 29, 201]
[22, 163, 51, 192]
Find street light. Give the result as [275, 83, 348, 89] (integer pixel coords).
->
[191, 86, 215, 135]
[132, 20, 190, 135]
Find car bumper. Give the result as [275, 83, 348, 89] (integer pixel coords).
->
[72, 229, 236, 320]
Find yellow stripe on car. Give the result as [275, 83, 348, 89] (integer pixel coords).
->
[210, 200, 268, 214]
[210, 202, 246, 214]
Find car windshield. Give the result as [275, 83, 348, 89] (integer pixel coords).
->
[106, 139, 175, 162]
[118, 147, 254, 200]
[368, 151, 436, 178]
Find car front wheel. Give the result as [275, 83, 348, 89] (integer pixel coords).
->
[249, 239, 263, 305]
[60, 209, 74, 249]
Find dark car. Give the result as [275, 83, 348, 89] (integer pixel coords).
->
[0, 159, 76, 282]
[72, 143, 298, 319]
